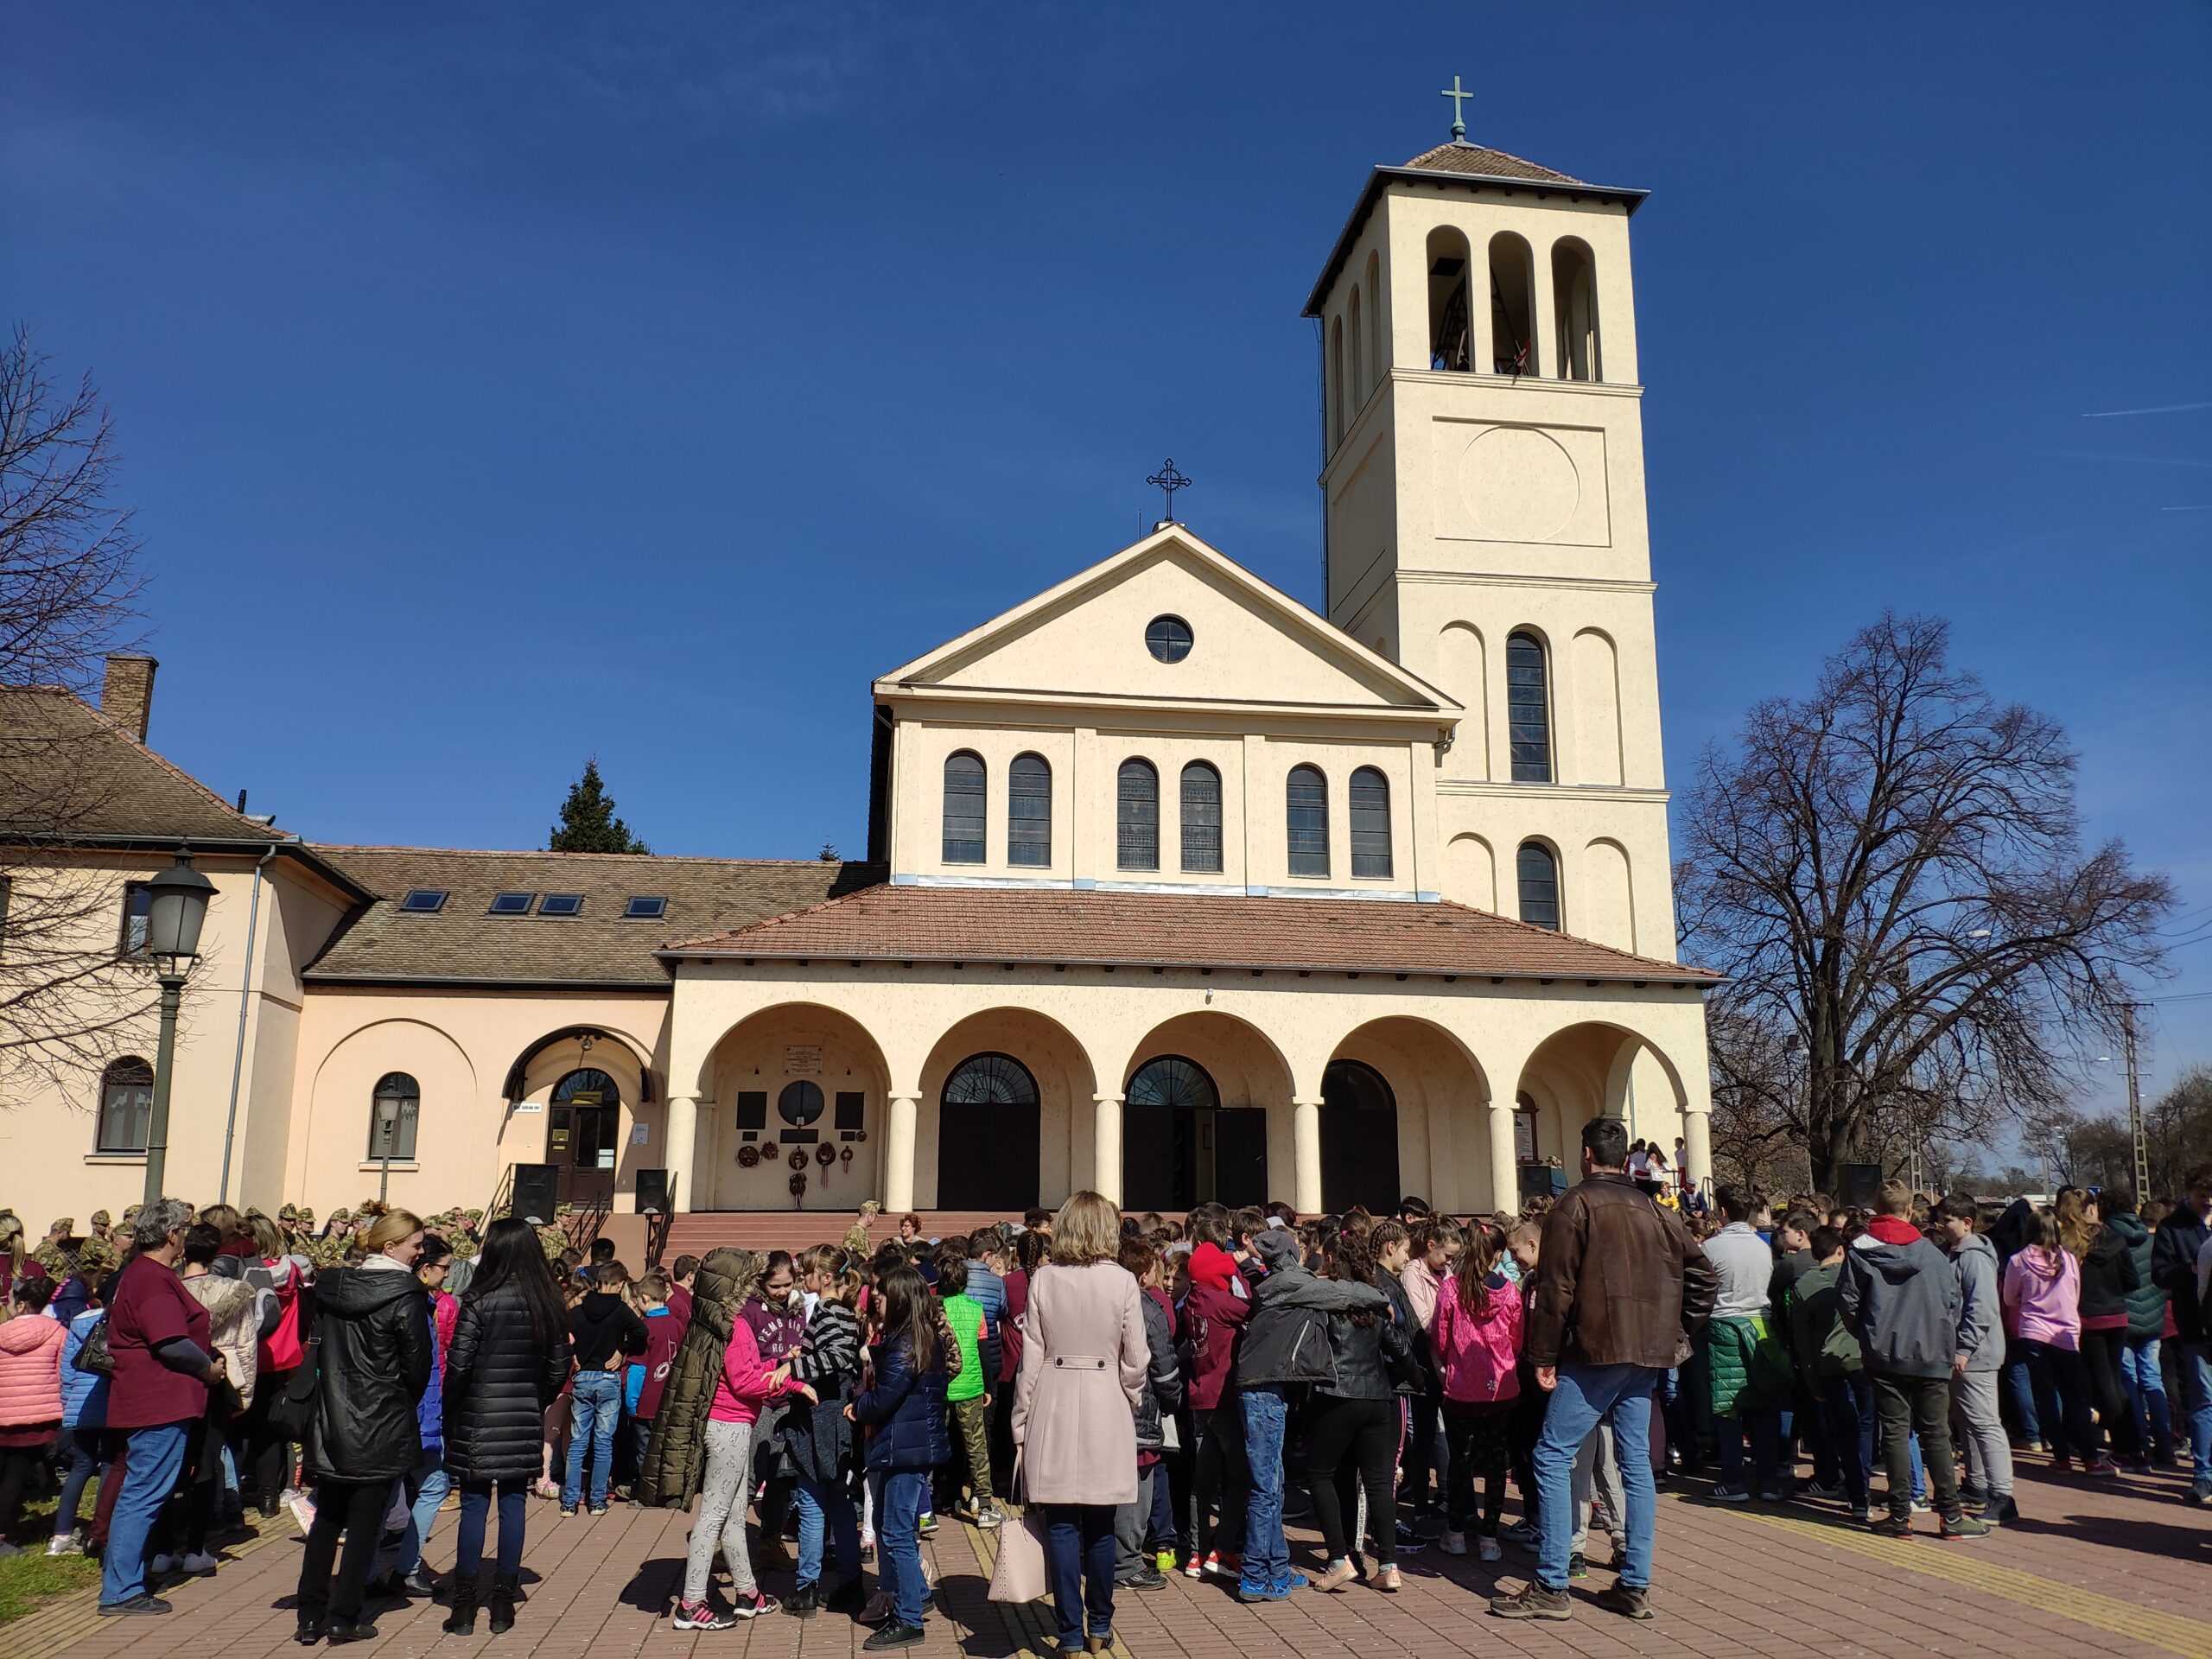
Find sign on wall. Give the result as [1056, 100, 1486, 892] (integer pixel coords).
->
[785, 1046, 823, 1076]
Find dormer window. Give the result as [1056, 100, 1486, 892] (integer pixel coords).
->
[488, 892, 534, 915]
[399, 889, 448, 913]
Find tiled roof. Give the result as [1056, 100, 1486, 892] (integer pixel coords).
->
[0, 685, 290, 843]
[1402, 141, 1583, 185]
[668, 883, 1714, 984]
[305, 848, 883, 986]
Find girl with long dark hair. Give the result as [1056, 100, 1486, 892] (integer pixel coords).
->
[852, 1262, 950, 1650]
[441, 1217, 571, 1637]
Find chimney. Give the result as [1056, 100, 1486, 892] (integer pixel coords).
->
[102, 654, 158, 743]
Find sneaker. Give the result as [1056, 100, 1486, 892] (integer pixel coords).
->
[1707, 1484, 1751, 1504]
[1850, 1503, 1872, 1523]
[976, 1506, 1004, 1530]
[785, 1583, 820, 1620]
[1392, 1522, 1427, 1551]
[1477, 1535, 1502, 1562]
[1566, 1552, 1588, 1580]
[1373, 1564, 1402, 1592]
[1982, 1496, 2019, 1525]
[861, 1590, 897, 1625]
[861, 1624, 926, 1651]
[98, 1597, 175, 1617]
[2084, 1454, 2119, 1476]
[150, 1553, 179, 1574]
[728, 1590, 779, 1619]
[1154, 1548, 1176, 1575]
[47, 1535, 84, 1557]
[1803, 1480, 1844, 1502]
[179, 1552, 220, 1575]
[2122, 1460, 2153, 1477]
[1594, 1582, 1653, 1621]
[588, 1503, 609, 1517]
[1499, 1521, 1540, 1548]
[2188, 1486, 2212, 1508]
[1440, 1529, 1467, 1555]
[1282, 1573, 1310, 1591]
[1118, 1565, 1167, 1592]
[1868, 1514, 1914, 1538]
[559, 1503, 579, 1517]
[285, 1494, 316, 1534]
[1206, 1550, 1243, 1580]
[1236, 1577, 1289, 1603]
[1488, 1581, 1572, 1620]
[403, 1567, 440, 1597]
[1755, 1487, 1785, 1503]
[1910, 1498, 1932, 1515]
[916, 1511, 938, 1538]
[671, 1599, 740, 1630]
[1183, 1551, 1210, 1579]
[1313, 1559, 1357, 1593]
[1938, 1514, 1991, 1540]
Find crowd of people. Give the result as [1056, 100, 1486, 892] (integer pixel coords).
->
[1, 1135, 2209, 1650]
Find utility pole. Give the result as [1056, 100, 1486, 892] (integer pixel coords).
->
[2123, 1002, 2150, 1200]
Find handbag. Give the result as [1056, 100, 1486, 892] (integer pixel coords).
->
[985, 1453, 1052, 1605]
[72, 1315, 113, 1377]
[266, 1330, 321, 1443]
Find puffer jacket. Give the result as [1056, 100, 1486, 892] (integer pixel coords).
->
[1234, 1263, 1386, 1390]
[302, 1261, 431, 1482]
[855, 1333, 950, 1472]
[0, 1311, 65, 1427]
[181, 1273, 260, 1410]
[1431, 1270, 1523, 1404]
[2101, 1212, 2165, 1340]
[414, 1300, 446, 1457]
[1133, 1285, 1185, 1449]
[639, 1247, 748, 1507]
[444, 1281, 571, 1482]
[1705, 1314, 1794, 1413]
[60, 1308, 109, 1428]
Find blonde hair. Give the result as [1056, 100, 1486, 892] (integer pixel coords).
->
[363, 1209, 424, 1255]
[1050, 1191, 1122, 1267]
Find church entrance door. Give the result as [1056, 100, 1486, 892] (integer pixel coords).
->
[1122, 1056, 1265, 1211]
[936, 1053, 1040, 1212]
[1320, 1058, 1400, 1215]
[547, 1067, 620, 1211]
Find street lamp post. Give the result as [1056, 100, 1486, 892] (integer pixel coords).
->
[141, 849, 216, 1206]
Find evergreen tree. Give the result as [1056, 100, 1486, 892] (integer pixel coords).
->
[548, 757, 649, 854]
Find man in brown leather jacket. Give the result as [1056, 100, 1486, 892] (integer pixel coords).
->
[1491, 1116, 1715, 1625]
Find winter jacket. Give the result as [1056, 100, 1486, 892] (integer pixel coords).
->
[2100, 1212, 2164, 1341]
[1181, 1244, 1250, 1411]
[2078, 1229, 2141, 1329]
[963, 1262, 1007, 1385]
[1377, 1267, 1433, 1395]
[709, 1314, 795, 1425]
[639, 1247, 748, 1507]
[1400, 1257, 1444, 1332]
[743, 1292, 808, 1369]
[1013, 1261, 1148, 1505]
[181, 1273, 260, 1411]
[1234, 1262, 1387, 1391]
[1431, 1271, 1523, 1404]
[1132, 1283, 1185, 1449]
[302, 1260, 432, 1482]
[0, 1310, 65, 1427]
[633, 1304, 686, 1421]
[1840, 1218, 1961, 1379]
[60, 1308, 109, 1429]
[2001, 1246, 2082, 1351]
[784, 1299, 860, 1484]
[1948, 1232, 2004, 1372]
[1525, 1172, 1717, 1370]
[999, 1268, 1029, 1385]
[855, 1332, 951, 1474]
[570, 1290, 649, 1370]
[414, 1300, 446, 1457]
[2151, 1204, 2211, 1342]
[443, 1283, 572, 1483]
[1786, 1261, 1861, 1381]
[1705, 1315, 1793, 1414]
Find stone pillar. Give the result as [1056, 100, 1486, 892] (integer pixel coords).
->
[664, 1095, 700, 1213]
[1293, 1096, 1325, 1216]
[1683, 1104, 1713, 1198]
[884, 1093, 921, 1214]
[1487, 1096, 1520, 1216]
[1091, 1094, 1125, 1206]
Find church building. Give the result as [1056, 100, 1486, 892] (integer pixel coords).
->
[0, 132, 1717, 1231]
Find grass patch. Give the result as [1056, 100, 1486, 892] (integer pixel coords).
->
[0, 1472, 101, 1624]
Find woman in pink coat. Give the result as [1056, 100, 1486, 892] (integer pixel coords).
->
[0, 1278, 67, 1551]
[1012, 1192, 1148, 1656]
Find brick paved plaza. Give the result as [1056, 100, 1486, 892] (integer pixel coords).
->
[13, 1453, 2209, 1659]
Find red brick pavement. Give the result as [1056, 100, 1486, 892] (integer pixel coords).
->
[27, 1452, 2212, 1659]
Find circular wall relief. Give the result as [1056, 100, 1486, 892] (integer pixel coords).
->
[1459, 425, 1580, 543]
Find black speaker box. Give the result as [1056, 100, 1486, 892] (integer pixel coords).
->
[634, 1167, 670, 1217]
[511, 1162, 560, 1226]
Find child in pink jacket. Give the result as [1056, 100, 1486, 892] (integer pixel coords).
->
[1429, 1222, 1522, 1560]
[0, 1279, 67, 1544]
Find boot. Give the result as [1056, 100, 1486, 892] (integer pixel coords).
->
[488, 1572, 519, 1635]
[442, 1578, 478, 1637]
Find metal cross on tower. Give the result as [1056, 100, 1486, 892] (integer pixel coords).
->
[1147, 458, 1192, 527]
[1441, 74, 1472, 143]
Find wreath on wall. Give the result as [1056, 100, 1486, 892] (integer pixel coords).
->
[736, 1145, 760, 1168]
[788, 1147, 809, 1171]
[789, 1171, 808, 1198]
[815, 1142, 836, 1167]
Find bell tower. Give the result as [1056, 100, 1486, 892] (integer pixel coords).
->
[1306, 125, 1678, 961]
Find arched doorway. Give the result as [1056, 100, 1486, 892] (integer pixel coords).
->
[937, 1053, 1041, 1211]
[1320, 1058, 1400, 1216]
[1123, 1055, 1255, 1212]
[549, 1067, 621, 1207]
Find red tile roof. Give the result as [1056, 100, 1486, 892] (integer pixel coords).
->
[1402, 142, 1584, 185]
[666, 883, 1715, 984]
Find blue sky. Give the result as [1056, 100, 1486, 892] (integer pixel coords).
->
[4, 3, 2209, 1116]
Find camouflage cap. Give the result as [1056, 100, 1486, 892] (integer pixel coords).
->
[48, 1218, 74, 1236]
[90, 1210, 112, 1227]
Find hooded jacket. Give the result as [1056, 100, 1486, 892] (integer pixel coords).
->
[181, 1273, 261, 1410]
[1948, 1231, 2003, 1372]
[1430, 1270, 1523, 1404]
[1524, 1172, 1716, 1370]
[1234, 1260, 1386, 1390]
[2001, 1245, 2081, 1350]
[1839, 1217, 1961, 1379]
[443, 1281, 571, 1483]
[639, 1247, 748, 1507]
[0, 1310, 65, 1428]
[570, 1289, 649, 1370]
[60, 1307, 109, 1429]
[2100, 1211, 2165, 1341]
[1133, 1284, 1185, 1448]
[2078, 1227, 2141, 1329]
[1786, 1261, 1861, 1380]
[302, 1261, 432, 1482]
[2151, 1203, 2210, 1342]
[1181, 1243, 1251, 1411]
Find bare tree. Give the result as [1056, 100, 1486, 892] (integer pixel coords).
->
[1679, 613, 2173, 1193]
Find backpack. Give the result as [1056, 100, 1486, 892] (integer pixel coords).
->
[260, 1264, 305, 1373]
[71, 1313, 113, 1377]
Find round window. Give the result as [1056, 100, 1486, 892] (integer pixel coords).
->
[778, 1080, 824, 1127]
[1146, 614, 1193, 664]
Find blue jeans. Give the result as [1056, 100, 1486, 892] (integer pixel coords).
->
[399, 1452, 449, 1577]
[1237, 1386, 1290, 1588]
[102, 1421, 190, 1607]
[1043, 1503, 1116, 1649]
[2121, 1336, 2176, 1459]
[53, 1426, 103, 1540]
[563, 1370, 621, 1509]
[2175, 1339, 2212, 1495]
[878, 1470, 930, 1629]
[1535, 1364, 1658, 1591]
[454, 1478, 527, 1580]
[794, 1471, 861, 1590]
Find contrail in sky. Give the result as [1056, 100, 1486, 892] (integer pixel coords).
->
[2082, 400, 2212, 418]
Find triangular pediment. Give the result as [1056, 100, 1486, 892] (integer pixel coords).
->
[876, 527, 1456, 715]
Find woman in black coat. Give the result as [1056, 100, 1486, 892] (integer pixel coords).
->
[295, 1211, 433, 1644]
[440, 1218, 572, 1637]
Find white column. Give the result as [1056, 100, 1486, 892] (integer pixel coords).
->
[1487, 1096, 1520, 1216]
[664, 1094, 701, 1213]
[1293, 1096, 1324, 1216]
[1092, 1094, 1124, 1206]
[1683, 1103, 1713, 1198]
[884, 1093, 921, 1214]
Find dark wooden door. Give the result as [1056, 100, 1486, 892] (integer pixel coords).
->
[936, 1102, 1040, 1211]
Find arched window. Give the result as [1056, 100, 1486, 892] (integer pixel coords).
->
[1506, 631, 1553, 783]
[1287, 765, 1329, 877]
[1427, 227, 1473, 372]
[368, 1071, 421, 1161]
[1179, 761, 1224, 873]
[97, 1056, 153, 1154]
[942, 750, 986, 864]
[1489, 232, 1537, 375]
[1329, 318, 1345, 447]
[1363, 250, 1384, 391]
[943, 1052, 1039, 1108]
[551, 1066, 621, 1171]
[1349, 766, 1392, 880]
[1552, 238, 1600, 382]
[1007, 753, 1052, 868]
[1517, 842, 1562, 931]
[1127, 1054, 1220, 1112]
[1116, 758, 1159, 871]
[1347, 284, 1364, 410]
